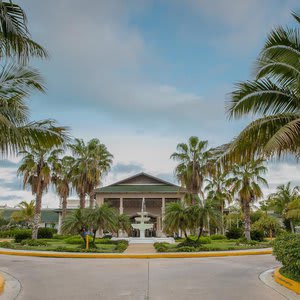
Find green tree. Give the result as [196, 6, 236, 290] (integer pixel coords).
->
[163, 202, 191, 238]
[171, 137, 212, 205]
[61, 208, 88, 243]
[117, 214, 131, 237]
[226, 13, 300, 162]
[252, 215, 280, 239]
[18, 146, 64, 239]
[205, 171, 232, 234]
[267, 182, 299, 232]
[86, 204, 117, 243]
[69, 138, 113, 209]
[11, 200, 35, 227]
[51, 155, 75, 225]
[286, 198, 300, 222]
[228, 159, 268, 240]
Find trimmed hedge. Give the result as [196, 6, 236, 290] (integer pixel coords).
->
[14, 231, 32, 243]
[37, 228, 55, 239]
[250, 229, 264, 242]
[273, 234, 300, 279]
[210, 234, 226, 240]
[21, 239, 48, 246]
[0, 228, 31, 238]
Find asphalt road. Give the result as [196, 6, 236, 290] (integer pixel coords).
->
[0, 254, 286, 300]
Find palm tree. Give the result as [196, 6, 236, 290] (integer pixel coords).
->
[51, 155, 75, 225]
[86, 204, 117, 243]
[228, 159, 268, 240]
[11, 200, 35, 227]
[17, 146, 63, 239]
[69, 139, 113, 209]
[205, 171, 233, 234]
[267, 182, 299, 232]
[171, 137, 212, 204]
[0, 64, 69, 155]
[117, 214, 131, 237]
[286, 197, 300, 222]
[163, 202, 191, 238]
[226, 12, 300, 162]
[61, 208, 88, 243]
[0, 1, 47, 62]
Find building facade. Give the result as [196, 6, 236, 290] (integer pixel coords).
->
[94, 173, 185, 237]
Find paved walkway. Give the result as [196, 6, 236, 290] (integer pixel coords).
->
[0, 254, 284, 299]
[124, 244, 156, 253]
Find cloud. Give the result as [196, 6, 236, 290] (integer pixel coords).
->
[112, 162, 144, 174]
[0, 160, 19, 168]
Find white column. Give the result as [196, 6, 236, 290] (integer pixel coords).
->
[161, 198, 166, 237]
[119, 197, 123, 215]
[57, 213, 62, 234]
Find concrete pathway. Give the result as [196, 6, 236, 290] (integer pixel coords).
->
[124, 244, 156, 253]
[0, 254, 285, 300]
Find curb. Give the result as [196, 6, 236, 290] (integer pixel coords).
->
[274, 268, 300, 295]
[0, 272, 5, 294]
[0, 249, 272, 259]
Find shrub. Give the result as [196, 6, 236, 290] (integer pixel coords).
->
[273, 234, 300, 279]
[199, 237, 212, 244]
[0, 228, 31, 238]
[154, 242, 169, 252]
[37, 228, 54, 239]
[21, 239, 48, 246]
[15, 231, 32, 243]
[64, 236, 84, 244]
[210, 234, 226, 240]
[250, 229, 264, 242]
[0, 241, 16, 249]
[176, 246, 197, 252]
[178, 238, 202, 248]
[236, 237, 258, 245]
[53, 234, 72, 240]
[115, 241, 128, 252]
[226, 227, 243, 239]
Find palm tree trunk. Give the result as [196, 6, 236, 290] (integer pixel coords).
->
[290, 220, 295, 233]
[61, 195, 67, 226]
[89, 193, 94, 208]
[196, 225, 203, 241]
[243, 201, 251, 240]
[79, 193, 85, 209]
[207, 215, 210, 236]
[32, 188, 43, 239]
[221, 202, 225, 235]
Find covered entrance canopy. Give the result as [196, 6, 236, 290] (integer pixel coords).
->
[94, 172, 186, 237]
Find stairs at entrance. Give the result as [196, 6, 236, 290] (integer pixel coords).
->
[124, 244, 156, 253]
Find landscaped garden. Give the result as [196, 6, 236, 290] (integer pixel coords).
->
[0, 229, 128, 253]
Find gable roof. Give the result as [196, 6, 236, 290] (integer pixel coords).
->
[94, 172, 185, 194]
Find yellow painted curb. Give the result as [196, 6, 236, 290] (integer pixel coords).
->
[0, 249, 272, 259]
[274, 268, 300, 295]
[0, 273, 5, 295]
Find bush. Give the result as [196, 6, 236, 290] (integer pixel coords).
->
[199, 237, 212, 244]
[15, 231, 32, 243]
[115, 241, 128, 252]
[64, 236, 84, 244]
[53, 234, 72, 240]
[250, 229, 264, 241]
[236, 238, 258, 246]
[210, 234, 226, 240]
[154, 242, 170, 252]
[37, 228, 55, 239]
[226, 227, 243, 239]
[176, 246, 197, 252]
[0, 228, 31, 238]
[0, 241, 16, 249]
[273, 234, 300, 279]
[178, 238, 202, 248]
[21, 239, 48, 246]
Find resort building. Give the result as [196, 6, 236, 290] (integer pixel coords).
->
[93, 172, 185, 237]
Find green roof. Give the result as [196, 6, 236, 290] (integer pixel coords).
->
[1, 209, 58, 223]
[95, 184, 184, 194]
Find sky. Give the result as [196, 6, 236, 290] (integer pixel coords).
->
[1, 0, 300, 207]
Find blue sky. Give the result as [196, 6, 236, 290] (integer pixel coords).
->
[1, 0, 300, 207]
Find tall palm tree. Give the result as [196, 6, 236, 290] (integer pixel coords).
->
[228, 159, 268, 240]
[205, 171, 233, 234]
[0, 1, 47, 62]
[17, 146, 63, 239]
[286, 197, 300, 222]
[69, 138, 113, 209]
[268, 182, 300, 232]
[171, 137, 212, 205]
[51, 155, 75, 225]
[11, 199, 35, 227]
[226, 12, 300, 162]
[117, 214, 131, 237]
